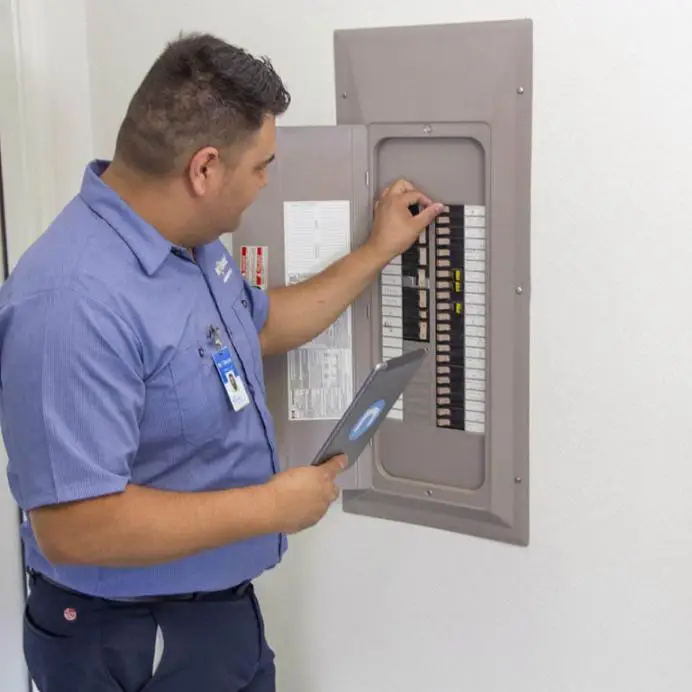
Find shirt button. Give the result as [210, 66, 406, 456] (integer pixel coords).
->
[241, 299, 249, 308]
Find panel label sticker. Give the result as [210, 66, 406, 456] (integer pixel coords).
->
[239, 245, 268, 290]
[284, 201, 353, 421]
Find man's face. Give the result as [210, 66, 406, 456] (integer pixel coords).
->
[186, 116, 276, 247]
[188, 116, 276, 243]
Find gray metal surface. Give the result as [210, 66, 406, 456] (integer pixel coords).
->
[232, 125, 371, 490]
[235, 18, 533, 544]
[373, 126, 489, 491]
[334, 19, 533, 545]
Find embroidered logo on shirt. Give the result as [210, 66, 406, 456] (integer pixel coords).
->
[215, 255, 233, 283]
[215, 255, 228, 277]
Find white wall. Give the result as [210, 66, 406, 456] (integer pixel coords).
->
[0, 1, 93, 689]
[8, 0, 690, 690]
[1, 0, 93, 262]
[0, 3, 26, 688]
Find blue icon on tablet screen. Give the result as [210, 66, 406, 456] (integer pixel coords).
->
[349, 399, 386, 441]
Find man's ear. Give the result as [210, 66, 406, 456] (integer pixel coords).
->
[187, 147, 222, 197]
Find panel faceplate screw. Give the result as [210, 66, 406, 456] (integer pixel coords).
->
[425, 489, 433, 496]
[341, 92, 348, 99]
[515, 285, 524, 295]
[423, 124, 432, 135]
[515, 477, 523, 484]
[517, 86, 525, 94]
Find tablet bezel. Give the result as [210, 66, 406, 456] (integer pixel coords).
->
[311, 347, 429, 467]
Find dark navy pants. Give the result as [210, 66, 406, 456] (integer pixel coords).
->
[24, 572, 275, 691]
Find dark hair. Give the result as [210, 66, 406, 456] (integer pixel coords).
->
[114, 32, 290, 175]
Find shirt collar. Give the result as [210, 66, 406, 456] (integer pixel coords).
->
[78, 160, 174, 276]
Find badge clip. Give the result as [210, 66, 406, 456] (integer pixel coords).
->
[207, 324, 223, 348]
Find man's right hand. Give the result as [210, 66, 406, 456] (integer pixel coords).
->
[265, 456, 347, 534]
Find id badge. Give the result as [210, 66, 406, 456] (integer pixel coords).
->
[212, 347, 251, 411]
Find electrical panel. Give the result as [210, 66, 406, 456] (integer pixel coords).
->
[233, 19, 533, 545]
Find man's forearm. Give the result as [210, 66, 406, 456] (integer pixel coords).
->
[260, 244, 385, 356]
[30, 483, 280, 568]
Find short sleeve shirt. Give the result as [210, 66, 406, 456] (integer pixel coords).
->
[0, 160, 286, 597]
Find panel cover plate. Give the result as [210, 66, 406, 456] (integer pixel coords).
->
[334, 19, 533, 545]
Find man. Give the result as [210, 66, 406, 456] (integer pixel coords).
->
[0, 33, 441, 691]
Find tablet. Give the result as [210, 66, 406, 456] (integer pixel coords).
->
[311, 348, 429, 468]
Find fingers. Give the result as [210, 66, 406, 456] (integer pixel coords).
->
[374, 183, 392, 213]
[386, 178, 415, 196]
[376, 180, 441, 228]
[322, 454, 348, 479]
[412, 200, 444, 227]
[398, 189, 437, 209]
[389, 183, 433, 209]
[379, 178, 416, 200]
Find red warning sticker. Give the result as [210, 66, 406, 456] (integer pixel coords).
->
[239, 245, 268, 290]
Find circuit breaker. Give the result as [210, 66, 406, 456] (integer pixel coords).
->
[232, 19, 533, 545]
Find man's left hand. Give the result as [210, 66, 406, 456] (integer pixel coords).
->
[366, 178, 444, 263]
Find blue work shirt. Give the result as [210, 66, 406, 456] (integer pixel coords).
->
[0, 160, 286, 597]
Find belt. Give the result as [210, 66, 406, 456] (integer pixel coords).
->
[28, 569, 252, 603]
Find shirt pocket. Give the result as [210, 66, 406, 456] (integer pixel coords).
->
[231, 293, 265, 389]
[169, 337, 230, 448]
